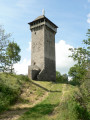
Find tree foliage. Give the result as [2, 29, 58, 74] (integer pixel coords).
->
[56, 71, 68, 83]
[0, 25, 21, 73]
[6, 42, 21, 73]
[0, 25, 11, 72]
[68, 29, 90, 84]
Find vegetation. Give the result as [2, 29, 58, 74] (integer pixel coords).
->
[68, 29, 90, 85]
[0, 27, 89, 120]
[80, 79, 90, 114]
[56, 71, 68, 83]
[67, 29, 90, 119]
[0, 73, 29, 112]
[0, 26, 21, 73]
[0, 73, 49, 114]
[0, 25, 10, 72]
[0, 73, 89, 120]
[6, 42, 21, 73]
[18, 82, 90, 120]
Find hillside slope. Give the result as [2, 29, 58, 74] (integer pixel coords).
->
[0, 73, 51, 120]
[0, 73, 90, 120]
[18, 82, 89, 120]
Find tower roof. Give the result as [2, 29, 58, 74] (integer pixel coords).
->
[34, 15, 45, 21]
[28, 15, 58, 28]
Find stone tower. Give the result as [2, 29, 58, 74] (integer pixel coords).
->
[28, 15, 58, 81]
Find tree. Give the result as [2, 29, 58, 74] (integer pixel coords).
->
[68, 29, 90, 84]
[6, 42, 21, 73]
[56, 71, 61, 78]
[56, 71, 68, 83]
[0, 25, 11, 72]
[0, 26, 21, 73]
[62, 74, 68, 83]
[83, 29, 90, 69]
[68, 64, 87, 85]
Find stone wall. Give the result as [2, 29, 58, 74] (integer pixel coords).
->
[28, 18, 56, 81]
[37, 58, 56, 81]
[44, 26, 56, 81]
[31, 25, 45, 70]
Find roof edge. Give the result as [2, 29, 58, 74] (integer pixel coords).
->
[28, 15, 58, 28]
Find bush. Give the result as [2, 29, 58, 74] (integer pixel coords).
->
[80, 79, 90, 113]
[0, 73, 29, 113]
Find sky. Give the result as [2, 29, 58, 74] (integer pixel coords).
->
[0, 0, 90, 75]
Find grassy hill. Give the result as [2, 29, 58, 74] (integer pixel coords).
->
[0, 73, 90, 120]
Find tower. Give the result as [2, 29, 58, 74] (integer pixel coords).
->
[28, 14, 58, 81]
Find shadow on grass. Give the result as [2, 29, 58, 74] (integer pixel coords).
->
[24, 103, 57, 119]
[30, 80, 61, 92]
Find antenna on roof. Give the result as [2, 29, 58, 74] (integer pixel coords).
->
[42, 9, 45, 16]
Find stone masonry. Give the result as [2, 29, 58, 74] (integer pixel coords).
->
[28, 15, 58, 81]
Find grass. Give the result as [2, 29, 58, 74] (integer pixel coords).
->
[0, 73, 89, 120]
[18, 82, 62, 120]
[0, 73, 22, 112]
[18, 82, 90, 120]
[53, 85, 89, 120]
[80, 79, 90, 113]
[0, 73, 51, 113]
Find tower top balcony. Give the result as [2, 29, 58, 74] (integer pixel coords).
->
[28, 15, 58, 33]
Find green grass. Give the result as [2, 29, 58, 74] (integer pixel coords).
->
[0, 73, 89, 120]
[54, 86, 89, 120]
[18, 82, 62, 120]
[0, 73, 29, 112]
[0, 73, 51, 113]
[18, 83, 90, 120]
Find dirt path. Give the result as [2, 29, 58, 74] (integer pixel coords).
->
[60, 84, 68, 102]
[50, 84, 68, 117]
[0, 85, 49, 120]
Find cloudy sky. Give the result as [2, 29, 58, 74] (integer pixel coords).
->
[0, 0, 90, 74]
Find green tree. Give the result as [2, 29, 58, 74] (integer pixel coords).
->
[0, 25, 10, 72]
[6, 42, 21, 73]
[56, 71, 61, 78]
[62, 74, 68, 83]
[68, 29, 90, 84]
[56, 71, 68, 83]
[68, 64, 87, 85]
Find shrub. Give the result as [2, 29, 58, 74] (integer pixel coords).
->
[0, 73, 29, 113]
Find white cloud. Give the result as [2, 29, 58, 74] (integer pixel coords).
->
[56, 40, 75, 74]
[87, 18, 90, 24]
[14, 59, 31, 75]
[26, 42, 31, 51]
[14, 40, 75, 75]
[88, 0, 90, 2]
[14, 41, 31, 75]
[87, 13, 90, 24]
